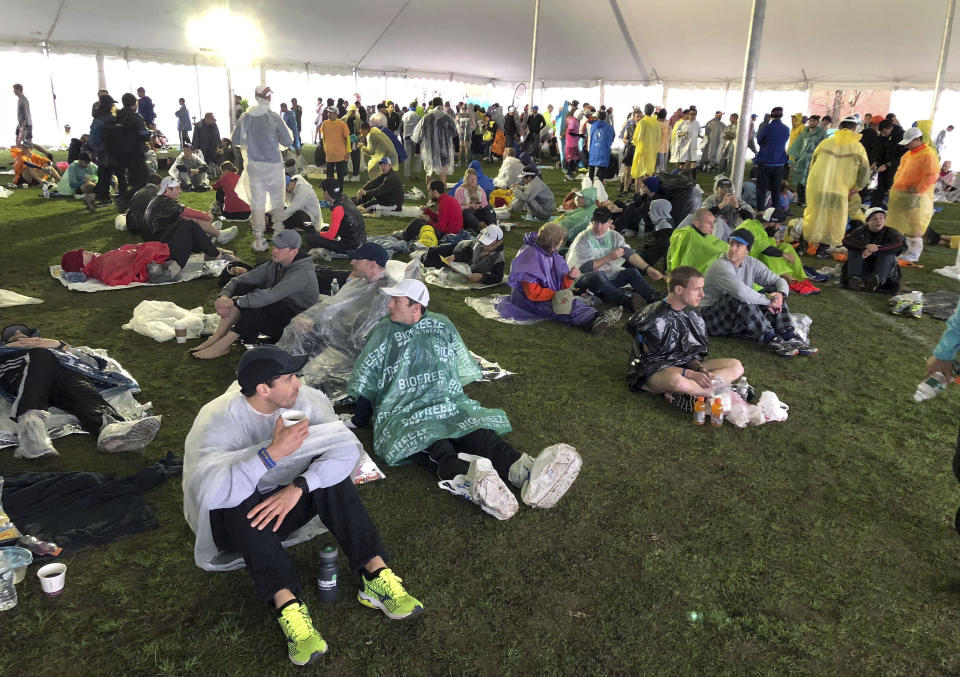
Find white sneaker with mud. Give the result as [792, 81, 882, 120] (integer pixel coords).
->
[518, 444, 582, 509]
[216, 225, 238, 245]
[251, 237, 269, 252]
[15, 410, 59, 459]
[438, 456, 518, 520]
[96, 415, 162, 452]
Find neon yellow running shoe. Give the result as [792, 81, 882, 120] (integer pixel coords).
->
[357, 568, 424, 620]
[277, 600, 328, 666]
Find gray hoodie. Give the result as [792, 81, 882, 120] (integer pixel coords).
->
[223, 251, 319, 311]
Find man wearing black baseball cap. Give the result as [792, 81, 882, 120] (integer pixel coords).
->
[184, 345, 422, 666]
[300, 178, 367, 254]
[356, 155, 404, 214]
[700, 227, 817, 357]
[737, 207, 821, 296]
[192, 230, 320, 359]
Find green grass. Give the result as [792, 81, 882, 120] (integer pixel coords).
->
[2, 146, 960, 675]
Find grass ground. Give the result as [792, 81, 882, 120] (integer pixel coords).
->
[2, 146, 960, 675]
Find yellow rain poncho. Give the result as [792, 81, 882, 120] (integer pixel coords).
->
[801, 128, 871, 246]
[887, 141, 939, 237]
[631, 115, 661, 179]
[788, 113, 804, 147]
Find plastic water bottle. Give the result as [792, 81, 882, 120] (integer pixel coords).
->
[692, 396, 706, 426]
[0, 551, 17, 611]
[42, 183, 50, 198]
[317, 545, 339, 602]
[914, 371, 949, 402]
[329, 277, 340, 296]
[736, 376, 750, 399]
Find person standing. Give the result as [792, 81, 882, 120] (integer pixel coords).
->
[587, 110, 615, 182]
[137, 87, 156, 130]
[320, 108, 349, 190]
[192, 113, 221, 173]
[701, 111, 725, 169]
[754, 107, 791, 211]
[887, 127, 940, 263]
[231, 85, 295, 252]
[401, 101, 421, 178]
[13, 83, 31, 146]
[176, 98, 192, 148]
[674, 109, 701, 176]
[631, 104, 662, 188]
[290, 98, 303, 146]
[787, 115, 826, 207]
[280, 103, 300, 152]
[411, 97, 458, 194]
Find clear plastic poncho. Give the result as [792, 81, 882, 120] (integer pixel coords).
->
[348, 312, 512, 466]
[801, 128, 870, 246]
[232, 101, 294, 216]
[183, 384, 362, 571]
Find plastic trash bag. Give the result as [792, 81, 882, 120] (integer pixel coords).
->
[757, 391, 789, 422]
[122, 300, 218, 342]
[792, 313, 812, 344]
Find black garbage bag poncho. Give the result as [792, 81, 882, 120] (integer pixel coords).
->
[625, 300, 709, 391]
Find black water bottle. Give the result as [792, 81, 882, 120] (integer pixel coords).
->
[317, 544, 339, 602]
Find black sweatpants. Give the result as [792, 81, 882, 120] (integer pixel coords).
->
[281, 209, 312, 230]
[210, 476, 386, 603]
[326, 160, 347, 190]
[413, 428, 521, 481]
[638, 229, 673, 268]
[160, 218, 220, 268]
[462, 205, 497, 233]
[0, 348, 116, 433]
[756, 164, 784, 212]
[872, 169, 895, 207]
[301, 232, 358, 253]
[403, 218, 439, 242]
[233, 300, 301, 343]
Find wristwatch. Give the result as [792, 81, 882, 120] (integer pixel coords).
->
[292, 476, 309, 495]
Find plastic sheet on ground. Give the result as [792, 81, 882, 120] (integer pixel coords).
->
[50, 254, 229, 292]
[422, 267, 505, 291]
[366, 204, 423, 218]
[0, 186, 13, 199]
[0, 289, 43, 307]
[464, 294, 546, 325]
[791, 313, 812, 343]
[0, 349, 153, 450]
[919, 290, 960, 320]
[726, 390, 789, 428]
[122, 300, 219, 342]
[471, 351, 514, 381]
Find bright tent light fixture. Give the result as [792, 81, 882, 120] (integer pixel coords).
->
[188, 8, 263, 67]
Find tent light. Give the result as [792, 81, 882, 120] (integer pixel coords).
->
[187, 8, 262, 67]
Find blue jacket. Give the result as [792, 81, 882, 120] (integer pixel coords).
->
[755, 118, 790, 165]
[588, 121, 615, 167]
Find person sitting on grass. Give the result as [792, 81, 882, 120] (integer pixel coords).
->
[275, 174, 320, 231]
[626, 266, 744, 410]
[297, 178, 367, 254]
[1, 323, 161, 459]
[510, 168, 556, 221]
[55, 151, 98, 211]
[59, 242, 181, 286]
[841, 207, 904, 293]
[347, 279, 582, 520]
[553, 185, 599, 243]
[356, 156, 404, 214]
[737, 208, 821, 295]
[453, 167, 497, 234]
[634, 198, 675, 270]
[492, 147, 524, 189]
[143, 176, 238, 265]
[169, 143, 210, 191]
[665, 208, 729, 274]
[700, 175, 754, 239]
[566, 207, 664, 313]
[701, 227, 817, 358]
[421, 224, 505, 284]
[183, 346, 422, 667]
[397, 180, 463, 243]
[211, 162, 250, 220]
[495, 222, 623, 333]
[191, 230, 320, 360]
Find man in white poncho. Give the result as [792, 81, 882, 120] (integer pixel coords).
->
[183, 346, 423, 667]
[411, 96, 458, 193]
[231, 85, 294, 252]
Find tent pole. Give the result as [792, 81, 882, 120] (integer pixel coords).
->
[599, 79, 605, 106]
[43, 42, 60, 132]
[528, 0, 541, 110]
[732, 0, 767, 194]
[194, 56, 203, 114]
[259, 62, 266, 86]
[932, 0, 957, 121]
[96, 50, 106, 90]
[227, 65, 235, 131]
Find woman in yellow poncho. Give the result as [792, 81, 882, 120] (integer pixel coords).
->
[631, 104, 662, 186]
[801, 117, 870, 253]
[788, 113, 804, 147]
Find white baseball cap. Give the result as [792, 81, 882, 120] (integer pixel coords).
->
[157, 176, 179, 195]
[255, 84, 272, 100]
[477, 225, 504, 245]
[899, 127, 923, 145]
[380, 279, 430, 306]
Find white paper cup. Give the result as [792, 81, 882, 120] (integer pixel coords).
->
[281, 410, 307, 427]
[37, 563, 67, 596]
[174, 321, 188, 343]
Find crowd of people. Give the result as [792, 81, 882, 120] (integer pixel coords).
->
[6, 79, 958, 667]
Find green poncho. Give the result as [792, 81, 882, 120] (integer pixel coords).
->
[348, 312, 512, 465]
[666, 225, 729, 274]
[739, 219, 806, 280]
[553, 186, 598, 242]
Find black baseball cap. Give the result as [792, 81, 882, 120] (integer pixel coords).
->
[591, 206, 614, 223]
[237, 347, 307, 392]
[728, 228, 755, 248]
[345, 241, 389, 267]
[320, 178, 342, 198]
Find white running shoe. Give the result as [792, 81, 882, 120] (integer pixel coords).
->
[216, 225, 238, 245]
[520, 444, 582, 509]
[14, 410, 58, 459]
[251, 237, 269, 252]
[438, 456, 518, 520]
[96, 415, 162, 452]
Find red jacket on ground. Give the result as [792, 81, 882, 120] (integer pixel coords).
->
[83, 242, 170, 286]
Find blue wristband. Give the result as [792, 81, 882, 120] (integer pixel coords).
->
[257, 447, 276, 469]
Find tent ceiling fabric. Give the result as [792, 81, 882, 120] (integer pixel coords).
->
[2, 0, 958, 87]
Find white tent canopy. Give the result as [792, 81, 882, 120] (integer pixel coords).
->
[3, 0, 960, 88]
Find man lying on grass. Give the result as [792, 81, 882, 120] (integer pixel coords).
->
[183, 346, 422, 667]
[626, 266, 744, 411]
[346, 279, 582, 520]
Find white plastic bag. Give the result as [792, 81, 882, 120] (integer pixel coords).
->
[757, 391, 789, 422]
[792, 313, 812, 344]
[122, 300, 217, 342]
